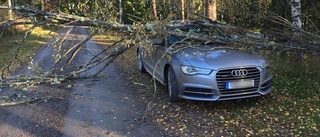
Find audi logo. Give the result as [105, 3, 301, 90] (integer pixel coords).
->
[231, 69, 248, 77]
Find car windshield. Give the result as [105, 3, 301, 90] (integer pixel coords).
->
[166, 35, 209, 46]
[167, 35, 180, 45]
[165, 26, 227, 47]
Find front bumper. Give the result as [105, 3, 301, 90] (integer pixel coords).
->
[174, 68, 273, 101]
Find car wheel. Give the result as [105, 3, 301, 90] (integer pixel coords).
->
[137, 51, 146, 72]
[167, 67, 179, 102]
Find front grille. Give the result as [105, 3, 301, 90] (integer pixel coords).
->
[218, 92, 261, 100]
[216, 67, 260, 96]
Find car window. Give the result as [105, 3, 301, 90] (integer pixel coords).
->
[166, 35, 180, 45]
[152, 38, 163, 45]
[165, 35, 202, 46]
[146, 38, 163, 45]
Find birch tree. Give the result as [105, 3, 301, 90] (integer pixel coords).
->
[291, 0, 302, 32]
[291, 0, 303, 60]
[119, 0, 123, 23]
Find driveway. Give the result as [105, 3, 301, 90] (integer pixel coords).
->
[0, 26, 162, 137]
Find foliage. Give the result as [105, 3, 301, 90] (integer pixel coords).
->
[218, 0, 271, 28]
[122, 0, 152, 24]
[218, 0, 320, 34]
[60, 0, 117, 21]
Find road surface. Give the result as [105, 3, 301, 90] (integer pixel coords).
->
[0, 26, 162, 137]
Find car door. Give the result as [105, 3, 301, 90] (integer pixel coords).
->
[141, 38, 163, 74]
[153, 36, 178, 83]
[153, 39, 166, 82]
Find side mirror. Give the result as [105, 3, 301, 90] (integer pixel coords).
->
[153, 38, 163, 45]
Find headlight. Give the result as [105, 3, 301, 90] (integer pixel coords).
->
[181, 66, 213, 75]
[260, 61, 269, 70]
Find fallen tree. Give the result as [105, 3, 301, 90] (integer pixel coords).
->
[0, 6, 319, 106]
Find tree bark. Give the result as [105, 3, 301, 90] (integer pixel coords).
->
[40, 0, 44, 10]
[8, 0, 13, 20]
[186, 0, 189, 19]
[291, 0, 302, 30]
[181, 0, 185, 20]
[172, 0, 178, 20]
[119, 0, 123, 23]
[205, 0, 217, 21]
[152, 0, 158, 20]
[185, 0, 195, 19]
[291, 0, 302, 61]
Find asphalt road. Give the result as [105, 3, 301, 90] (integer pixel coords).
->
[62, 66, 159, 137]
[1, 26, 161, 137]
[58, 26, 161, 137]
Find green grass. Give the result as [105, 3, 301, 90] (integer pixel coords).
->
[269, 54, 320, 99]
[267, 54, 320, 136]
[0, 25, 57, 74]
[115, 47, 320, 136]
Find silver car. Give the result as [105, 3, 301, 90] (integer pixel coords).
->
[137, 27, 273, 102]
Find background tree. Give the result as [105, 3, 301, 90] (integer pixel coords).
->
[172, 0, 178, 20]
[205, 0, 217, 21]
[7, 0, 13, 20]
[119, 0, 123, 23]
[181, 0, 185, 20]
[152, 0, 158, 20]
[291, 0, 302, 32]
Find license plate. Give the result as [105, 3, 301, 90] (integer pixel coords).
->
[226, 80, 254, 89]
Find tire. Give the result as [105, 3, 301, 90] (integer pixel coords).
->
[137, 51, 146, 72]
[167, 67, 179, 102]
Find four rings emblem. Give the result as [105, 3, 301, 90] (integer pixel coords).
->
[231, 69, 248, 77]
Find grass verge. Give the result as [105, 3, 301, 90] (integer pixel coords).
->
[0, 25, 58, 74]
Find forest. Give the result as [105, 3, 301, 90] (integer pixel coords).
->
[1, 0, 320, 49]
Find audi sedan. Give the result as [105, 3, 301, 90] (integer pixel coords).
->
[137, 31, 273, 102]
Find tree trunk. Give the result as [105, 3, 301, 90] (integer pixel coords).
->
[186, 0, 189, 19]
[40, 0, 44, 10]
[205, 0, 217, 21]
[181, 0, 185, 20]
[119, 0, 123, 23]
[186, 0, 195, 19]
[291, 0, 303, 61]
[291, 0, 302, 32]
[152, 0, 158, 20]
[58, 0, 61, 12]
[172, 0, 178, 20]
[291, 0, 302, 28]
[8, 0, 13, 20]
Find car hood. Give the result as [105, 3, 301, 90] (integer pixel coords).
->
[174, 46, 264, 70]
